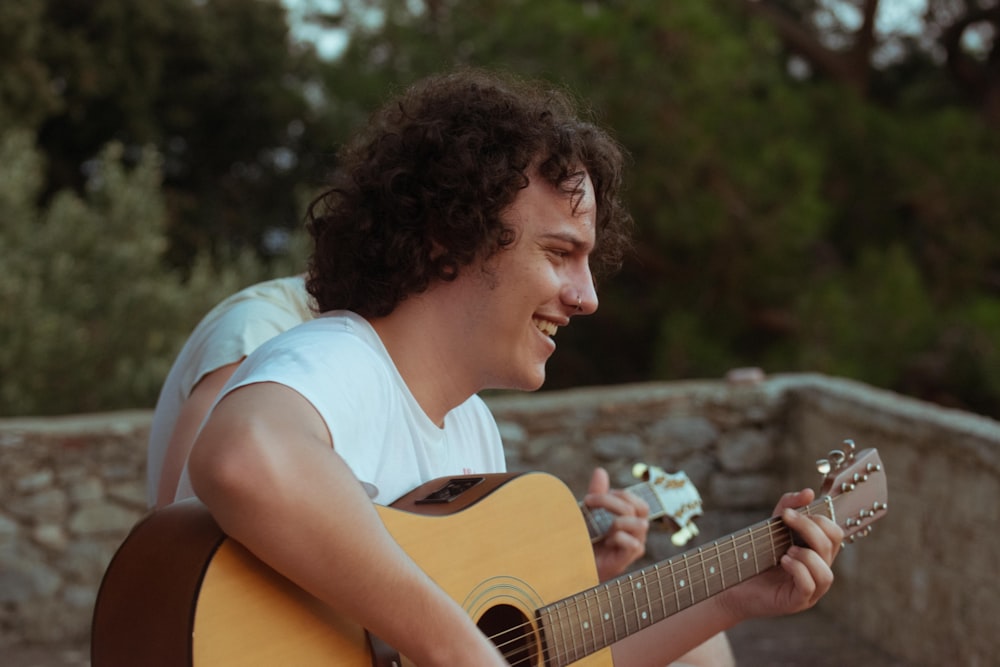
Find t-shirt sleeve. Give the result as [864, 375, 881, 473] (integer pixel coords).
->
[178, 299, 310, 397]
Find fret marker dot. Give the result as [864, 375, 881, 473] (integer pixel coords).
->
[743, 552, 749, 560]
[583, 622, 590, 629]
[709, 566, 716, 574]
[604, 613, 610, 621]
[641, 611, 648, 620]
[635, 582, 642, 590]
[679, 579, 686, 587]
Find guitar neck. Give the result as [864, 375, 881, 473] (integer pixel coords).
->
[541, 498, 834, 665]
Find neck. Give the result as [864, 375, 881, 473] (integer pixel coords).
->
[368, 296, 479, 426]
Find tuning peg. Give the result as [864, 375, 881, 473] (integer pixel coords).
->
[632, 462, 649, 480]
[670, 521, 700, 546]
[843, 439, 857, 458]
[816, 459, 832, 475]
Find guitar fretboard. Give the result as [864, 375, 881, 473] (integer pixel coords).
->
[539, 500, 834, 666]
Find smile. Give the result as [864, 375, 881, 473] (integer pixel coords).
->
[532, 318, 559, 338]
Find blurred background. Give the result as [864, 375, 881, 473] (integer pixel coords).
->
[2, 0, 999, 419]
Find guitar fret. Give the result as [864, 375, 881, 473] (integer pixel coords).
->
[682, 553, 694, 606]
[698, 547, 709, 597]
[582, 590, 597, 656]
[555, 600, 572, 666]
[733, 531, 744, 580]
[653, 563, 668, 623]
[668, 557, 681, 613]
[716, 542, 726, 591]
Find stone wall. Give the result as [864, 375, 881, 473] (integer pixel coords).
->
[1, 373, 998, 666]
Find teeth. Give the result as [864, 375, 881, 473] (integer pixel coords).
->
[533, 318, 558, 337]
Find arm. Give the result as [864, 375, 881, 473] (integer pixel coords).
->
[188, 383, 508, 667]
[610, 488, 842, 666]
[154, 361, 242, 508]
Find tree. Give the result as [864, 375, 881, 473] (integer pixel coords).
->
[742, 0, 1000, 123]
[30, 0, 335, 266]
[0, 131, 305, 416]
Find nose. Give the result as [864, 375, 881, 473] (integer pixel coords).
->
[563, 271, 599, 316]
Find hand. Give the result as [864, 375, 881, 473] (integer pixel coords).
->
[717, 489, 843, 622]
[584, 467, 650, 581]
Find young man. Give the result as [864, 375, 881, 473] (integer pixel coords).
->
[180, 68, 840, 665]
[149, 274, 653, 584]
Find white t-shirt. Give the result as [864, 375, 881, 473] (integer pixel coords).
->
[146, 276, 315, 506]
[174, 311, 506, 505]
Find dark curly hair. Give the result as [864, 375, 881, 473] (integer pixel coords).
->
[306, 67, 633, 317]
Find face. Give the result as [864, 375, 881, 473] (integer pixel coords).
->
[451, 170, 600, 392]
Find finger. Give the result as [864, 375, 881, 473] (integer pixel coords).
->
[601, 522, 646, 559]
[586, 489, 649, 518]
[781, 509, 841, 563]
[587, 467, 611, 496]
[771, 488, 815, 517]
[782, 545, 835, 606]
[610, 514, 650, 542]
[779, 548, 819, 605]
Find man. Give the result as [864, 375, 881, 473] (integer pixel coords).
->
[148, 273, 653, 584]
[180, 68, 839, 665]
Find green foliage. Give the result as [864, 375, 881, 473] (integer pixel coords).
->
[318, 0, 1000, 416]
[789, 244, 937, 387]
[28, 0, 334, 264]
[5, 0, 1000, 417]
[0, 132, 304, 416]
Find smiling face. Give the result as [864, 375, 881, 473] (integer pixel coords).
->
[450, 169, 600, 393]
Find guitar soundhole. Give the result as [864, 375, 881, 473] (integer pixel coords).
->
[478, 603, 537, 666]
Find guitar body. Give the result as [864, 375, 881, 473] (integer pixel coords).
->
[92, 472, 612, 666]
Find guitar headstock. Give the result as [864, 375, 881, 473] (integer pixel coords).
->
[632, 463, 704, 547]
[816, 439, 888, 544]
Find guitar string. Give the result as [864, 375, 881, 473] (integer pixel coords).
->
[488, 518, 801, 665]
[487, 496, 872, 665]
[546, 488, 885, 664]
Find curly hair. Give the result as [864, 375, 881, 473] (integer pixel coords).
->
[306, 67, 633, 317]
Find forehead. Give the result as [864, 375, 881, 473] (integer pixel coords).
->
[507, 170, 596, 239]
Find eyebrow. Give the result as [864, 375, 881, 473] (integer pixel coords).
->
[539, 231, 593, 252]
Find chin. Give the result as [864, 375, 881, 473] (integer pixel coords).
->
[496, 367, 547, 393]
[516, 368, 548, 392]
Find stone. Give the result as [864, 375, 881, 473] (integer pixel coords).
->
[591, 433, 644, 461]
[16, 469, 55, 493]
[717, 428, 775, 473]
[709, 473, 780, 510]
[645, 415, 719, 456]
[68, 501, 139, 535]
[68, 477, 104, 503]
[7, 489, 68, 522]
[32, 524, 68, 551]
[107, 480, 147, 508]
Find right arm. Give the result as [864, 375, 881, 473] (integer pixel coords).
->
[188, 382, 507, 666]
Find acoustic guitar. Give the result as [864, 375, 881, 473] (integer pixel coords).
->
[92, 441, 886, 666]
